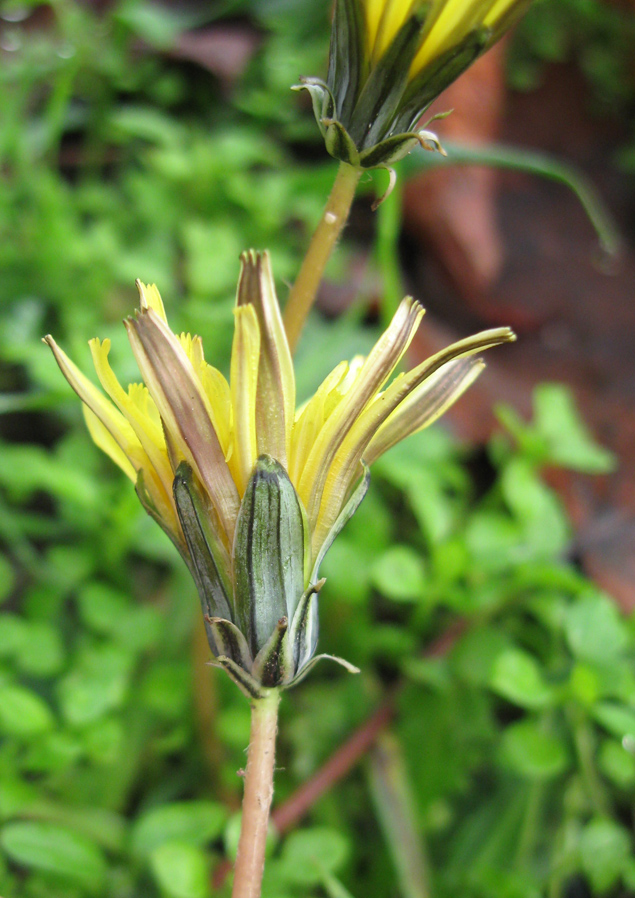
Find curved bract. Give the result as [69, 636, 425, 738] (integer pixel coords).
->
[45, 251, 514, 695]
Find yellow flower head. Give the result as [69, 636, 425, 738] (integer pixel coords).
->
[299, 0, 532, 170]
[45, 252, 513, 695]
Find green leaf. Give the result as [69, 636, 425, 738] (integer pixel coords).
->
[132, 801, 227, 859]
[76, 582, 129, 635]
[564, 592, 628, 664]
[58, 645, 133, 725]
[592, 702, 635, 742]
[279, 827, 350, 886]
[579, 818, 631, 893]
[465, 511, 524, 571]
[500, 719, 570, 780]
[501, 458, 569, 558]
[370, 545, 426, 603]
[0, 614, 28, 656]
[451, 626, 512, 687]
[1, 821, 106, 892]
[489, 648, 555, 709]
[149, 841, 209, 898]
[598, 739, 635, 788]
[0, 684, 55, 736]
[15, 621, 64, 677]
[533, 384, 615, 473]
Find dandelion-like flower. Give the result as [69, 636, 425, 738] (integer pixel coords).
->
[45, 252, 514, 697]
[300, 0, 532, 171]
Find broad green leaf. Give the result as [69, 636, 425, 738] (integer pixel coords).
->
[1, 821, 106, 892]
[500, 719, 570, 780]
[23, 730, 83, 774]
[465, 511, 524, 572]
[58, 644, 133, 725]
[599, 739, 635, 788]
[15, 621, 64, 677]
[0, 614, 28, 656]
[534, 384, 615, 473]
[76, 582, 129, 635]
[370, 546, 426, 603]
[132, 801, 227, 858]
[149, 841, 209, 898]
[0, 685, 54, 736]
[579, 818, 631, 893]
[501, 458, 569, 558]
[279, 827, 350, 886]
[451, 626, 512, 687]
[564, 592, 628, 664]
[489, 648, 555, 709]
[592, 702, 635, 741]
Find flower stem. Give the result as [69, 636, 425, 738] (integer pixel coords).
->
[232, 689, 281, 898]
[283, 161, 361, 353]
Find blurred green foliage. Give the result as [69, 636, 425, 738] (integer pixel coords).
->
[510, 0, 635, 107]
[0, 1, 633, 897]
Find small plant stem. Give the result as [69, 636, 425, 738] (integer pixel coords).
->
[283, 161, 361, 352]
[232, 689, 281, 898]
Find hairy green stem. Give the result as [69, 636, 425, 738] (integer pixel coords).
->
[232, 689, 281, 898]
[283, 161, 361, 353]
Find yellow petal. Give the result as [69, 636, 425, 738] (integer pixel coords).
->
[126, 309, 240, 542]
[136, 279, 168, 323]
[288, 360, 348, 486]
[44, 335, 143, 467]
[237, 251, 296, 467]
[298, 296, 424, 524]
[411, 0, 492, 74]
[364, 356, 485, 464]
[89, 338, 174, 496]
[371, 0, 411, 61]
[198, 363, 232, 458]
[230, 304, 261, 495]
[313, 327, 514, 550]
[82, 406, 136, 481]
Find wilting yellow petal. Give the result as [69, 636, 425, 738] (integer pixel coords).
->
[126, 309, 240, 542]
[176, 332, 233, 459]
[313, 327, 514, 551]
[364, 356, 484, 464]
[237, 251, 296, 467]
[44, 335, 144, 468]
[82, 406, 136, 481]
[89, 338, 174, 497]
[298, 297, 424, 524]
[198, 364, 232, 457]
[136, 279, 168, 323]
[230, 304, 261, 495]
[288, 361, 349, 486]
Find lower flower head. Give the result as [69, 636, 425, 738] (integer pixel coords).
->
[45, 251, 514, 694]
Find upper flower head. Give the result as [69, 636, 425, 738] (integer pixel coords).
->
[45, 252, 514, 695]
[299, 0, 532, 169]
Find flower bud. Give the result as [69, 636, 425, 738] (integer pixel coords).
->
[298, 0, 532, 171]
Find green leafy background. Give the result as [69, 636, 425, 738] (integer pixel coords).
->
[0, 1, 633, 897]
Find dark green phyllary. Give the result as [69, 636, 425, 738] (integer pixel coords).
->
[174, 456, 362, 699]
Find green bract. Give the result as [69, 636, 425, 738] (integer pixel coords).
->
[173, 457, 363, 698]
